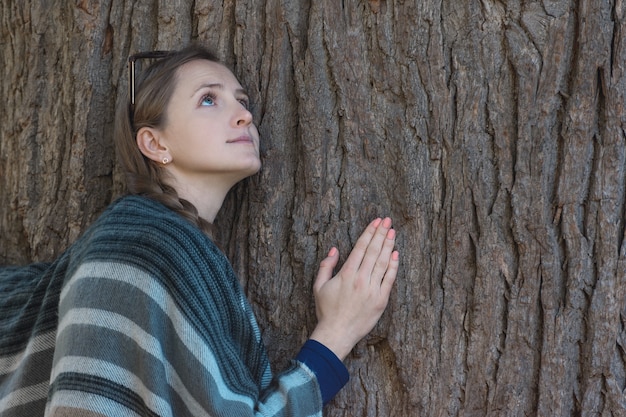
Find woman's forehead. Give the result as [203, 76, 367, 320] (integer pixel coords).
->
[175, 59, 242, 92]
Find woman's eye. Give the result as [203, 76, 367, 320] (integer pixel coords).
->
[200, 95, 215, 106]
[238, 99, 250, 109]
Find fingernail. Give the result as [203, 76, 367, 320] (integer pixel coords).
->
[386, 229, 396, 239]
[328, 247, 338, 257]
[372, 218, 382, 228]
[392, 251, 400, 261]
[382, 217, 392, 228]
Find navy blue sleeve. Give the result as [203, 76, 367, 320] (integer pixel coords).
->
[295, 339, 350, 405]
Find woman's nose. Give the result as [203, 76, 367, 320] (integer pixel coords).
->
[234, 103, 253, 126]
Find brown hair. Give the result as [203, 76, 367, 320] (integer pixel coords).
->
[114, 44, 220, 235]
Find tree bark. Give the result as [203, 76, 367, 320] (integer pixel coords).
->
[1, 1, 625, 415]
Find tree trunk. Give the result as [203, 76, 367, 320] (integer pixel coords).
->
[2, 1, 625, 415]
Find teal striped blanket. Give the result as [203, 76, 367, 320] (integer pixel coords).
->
[0, 196, 323, 416]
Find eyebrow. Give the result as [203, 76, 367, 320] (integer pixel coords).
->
[193, 83, 249, 97]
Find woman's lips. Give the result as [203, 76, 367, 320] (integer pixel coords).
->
[228, 135, 253, 143]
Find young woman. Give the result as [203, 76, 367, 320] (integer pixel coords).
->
[0, 44, 399, 416]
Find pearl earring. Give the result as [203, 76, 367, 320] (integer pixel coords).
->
[162, 157, 169, 165]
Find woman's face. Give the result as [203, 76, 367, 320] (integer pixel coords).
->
[158, 59, 261, 190]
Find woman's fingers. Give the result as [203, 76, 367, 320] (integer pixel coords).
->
[369, 227, 397, 286]
[339, 218, 383, 275]
[354, 217, 394, 282]
[313, 247, 339, 292]
[380, 250, 400, 296]
[320, 216, 396, 289]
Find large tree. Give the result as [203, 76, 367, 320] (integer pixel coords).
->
[2, 1, 625, 415]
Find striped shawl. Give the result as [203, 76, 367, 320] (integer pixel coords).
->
[0, 196, 322, 416]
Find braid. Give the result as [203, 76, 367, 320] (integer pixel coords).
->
[125, 171, 214, 237]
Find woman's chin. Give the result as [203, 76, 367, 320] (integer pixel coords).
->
[234, 160, 262, 183]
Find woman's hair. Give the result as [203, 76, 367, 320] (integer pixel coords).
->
[114, 44, 220, 235]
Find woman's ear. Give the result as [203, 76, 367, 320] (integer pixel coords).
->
[136, 127, 171, 165]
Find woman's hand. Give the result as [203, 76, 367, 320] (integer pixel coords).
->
[309, 217, 399, 361]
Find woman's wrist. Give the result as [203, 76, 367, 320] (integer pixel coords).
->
[309, 326, 356, 361]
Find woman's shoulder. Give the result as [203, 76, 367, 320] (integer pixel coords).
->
[95, 195, 207, 239]
[101, 194, 186, 223]
[74, 195, 223, 267]
[66, 196, 239, 319]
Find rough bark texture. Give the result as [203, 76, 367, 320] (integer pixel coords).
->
[2, 1, 626, 416]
